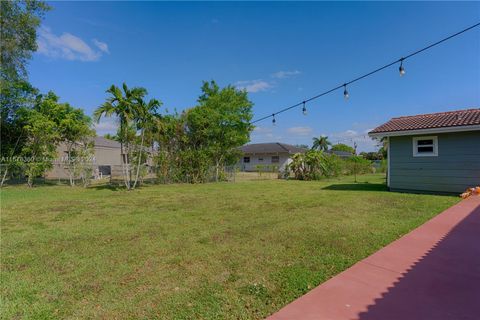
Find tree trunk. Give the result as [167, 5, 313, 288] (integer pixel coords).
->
[0, 167, 8, 188]
[1, 135, 22, 188]
[354, 163, 357, 183]
[120, 141, 130, 190]
[71, 163, 76, 186]
[27, 173, 33, 188]
[214, 155, 223, 182]
[132, 128, 145, 189]
[120, 119, 131, 190]
[127, 141, 132, 189]
[67, 143, 75, 187]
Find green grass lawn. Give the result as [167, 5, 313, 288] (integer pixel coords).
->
[1, 174, 459, 319]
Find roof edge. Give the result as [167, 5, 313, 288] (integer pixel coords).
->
[369, 124, 480, 138]
[390, 108, 480, 120]
[276, 142, 291, 153]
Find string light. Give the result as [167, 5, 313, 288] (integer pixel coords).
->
[302, 101, 307, 115]
[399, 58, 406, 76]
[250, 22, 480, 125]
[343, 84, 349, 100]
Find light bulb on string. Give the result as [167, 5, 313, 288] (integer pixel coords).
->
[343, 84, 349, 100]
[302, 101, 307, 115]
[399, 58, 406, 76]
[248, 24, 480, 125]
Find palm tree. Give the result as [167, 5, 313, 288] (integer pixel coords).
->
[132, 97, 161, 189]
[311, 135, 331, 151]
[94, 83, 146, 190]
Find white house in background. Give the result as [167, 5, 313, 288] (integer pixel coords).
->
[238, 142, 307, 172]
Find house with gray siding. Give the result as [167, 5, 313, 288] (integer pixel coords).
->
[46, 136, 125, 179]
[238, 143, 307, 172]
[369, 108, 480, 194]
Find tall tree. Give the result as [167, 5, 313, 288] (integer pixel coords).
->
[0, 0, 49, 81]
[18, 93, 60, 187]
[17, 92, 95, 187]
[56, 102, 95, 186]
[94, 83, 147, 190]
[378, 137, 388, 159]
[0, 0, 50, 186]
[311, 135, 331, 151]
[185, 80, 254, 181]
[153, 114, 184, 183]
[76, 137, 95, 188]
[132, 97, 161, 189]
[331, 143, 355, 154]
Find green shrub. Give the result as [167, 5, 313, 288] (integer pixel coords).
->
[288, 151, 374, 181]
[344, 156, 372, 175]
[288, 151, 342, 180]
[256, 164, 278, 176]
[378, 159, 388, 173]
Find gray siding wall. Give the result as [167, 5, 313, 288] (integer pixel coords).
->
[389, 131, 480, 193]
[46, 142, 122, 179]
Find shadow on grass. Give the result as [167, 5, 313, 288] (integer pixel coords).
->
[89, 181, 157, 191]
[2, 178, 69, 188]
[89, 184, 123, 191]
[322, 182, 388, 192]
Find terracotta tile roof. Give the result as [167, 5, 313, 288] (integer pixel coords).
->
[369, 108, 480, 134]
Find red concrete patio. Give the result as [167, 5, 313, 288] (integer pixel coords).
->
[268, 196, 480, 320]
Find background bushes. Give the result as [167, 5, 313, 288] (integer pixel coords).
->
[286, 150, 374, 181]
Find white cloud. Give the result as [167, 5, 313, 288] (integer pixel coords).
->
[251, 126, 282, 142]
[37, 26, 108, 61]
[329, 129, 358, 142]
[253, 126, 273, 134]
[287, 126, 313, 136]
[94, 117, 118, 135]
[234, 69, 300, 94]
[271, 70, 301, 79]
[93, 39, 109, 54]
[344, 130, 357, 137]
[235, 80, 272, 93]
[328, 129, 378, 152]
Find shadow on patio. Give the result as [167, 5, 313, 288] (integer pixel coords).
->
[357, 202, 480, 320]
[266, 197, 480, 320]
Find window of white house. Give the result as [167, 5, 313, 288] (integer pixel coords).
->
[258, 157, 264, 161]
[271, 156, 279, 163]
[243, 156, 250, 163]
[413, 136, 438, 157]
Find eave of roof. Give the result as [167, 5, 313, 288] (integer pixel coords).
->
[368, 108, 480, 137]
[369, 124, 480, 138]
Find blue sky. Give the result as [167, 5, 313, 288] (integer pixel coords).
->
[29, 1, 480, 152]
